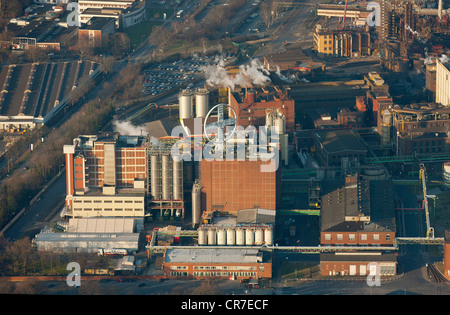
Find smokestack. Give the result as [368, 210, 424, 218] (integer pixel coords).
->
[438, 0, 442, 20]
[246, 89, 256, 104]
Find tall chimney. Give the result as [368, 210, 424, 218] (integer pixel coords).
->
[439, 0, 443, 20]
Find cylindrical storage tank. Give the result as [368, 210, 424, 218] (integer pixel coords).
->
[274, 113, 286, 135]
[198, 228, 207, 246]
[217, 229, 226, 245]
[195, 88, 209, 118]
[254, 229, 264, 245]
[265, 110, 274, 128]
[161, 154, 172, 200]
[207, 229, 216, 245]
[226, 228, 235, 245]
[191, 181, 201, 228]
[179, 89, 193, 120]
[150, 154, 161, 200]
[235, 229, 245, 246]
[443, 162, 450, 181]
[264, 228, 273, 246]
[173, 160, 183, 200]
[245, 228, 254, 246]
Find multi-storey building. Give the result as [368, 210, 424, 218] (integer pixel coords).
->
[313, 28, 371, 57]
[63, 133, 147, 218]
[228, 86, 295, 132]
[436, 59, 450, 106]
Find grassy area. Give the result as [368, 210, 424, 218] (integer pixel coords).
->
[124, 15, 163, 50]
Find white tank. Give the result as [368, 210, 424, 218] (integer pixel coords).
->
[217, 229, 226, 245]
[235, 229, 245, 245]
[198, 229, 207, 246]
[195, 88, 209, 118]
[444, 162, 450, 181]
[274, 113, 286, 135]
[264, 228, 273, 246]
[207, 229, 216, 245]
[179, 89, 193, 120]
[245, 229, 254, 246]
[254, 229, 264, 245]
[226, 229, 235, 245]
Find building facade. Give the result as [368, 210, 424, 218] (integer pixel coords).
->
[436, 60, 450, 106]
[200, 159, 281, 215]
[163, 248, 272, 279]
[64, 133, 148, 217]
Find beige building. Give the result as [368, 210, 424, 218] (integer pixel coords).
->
[436, 59, 450, 106]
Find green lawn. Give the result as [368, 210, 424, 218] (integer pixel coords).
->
[124, 16, 163, 50]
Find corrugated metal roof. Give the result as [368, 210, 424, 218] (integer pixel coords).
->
[67, 218, 137, 233]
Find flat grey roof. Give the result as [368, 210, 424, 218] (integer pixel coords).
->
[164, 248, 264, 264]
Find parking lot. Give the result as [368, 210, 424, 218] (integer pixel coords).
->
[141, 54, 236, 96]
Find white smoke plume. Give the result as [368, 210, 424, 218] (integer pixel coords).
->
[113, 120, 148, 136]
[405, 25, 419, 36]
[275, 65, 297, 83]
[440, 54, 450, 64]
[202, 57, 271, 90]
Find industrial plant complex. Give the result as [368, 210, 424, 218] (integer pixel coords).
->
[1, 0, 450, 297]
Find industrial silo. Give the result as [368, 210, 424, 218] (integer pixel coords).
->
[173, 160, 183, 200]
[217, 229, 226, 245]
[195, 88, 209, 119]
[273, 113, 286, 135]
[245, 228, 254, 246]
[443, 162, 450, 182]
[179, 89, 194, 120]
[198, 228, 207, 246]
[161, 154, 172, 200]
[207, 228, 216, 245]
[150, 154, 161, 200]
[226, 228, 235, 246]
[254, 229, 264, 245]
[264, 228, 273, 246]
[236, 229, 245, 246]
[192, 180, 201, 228]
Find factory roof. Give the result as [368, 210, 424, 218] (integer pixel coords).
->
[144, 119, 181, 139]
[320, 178, 396, 233]
[79, 17, 116, 31]
[67, 217, 142, 233]
[237, 208, 276, 225]
[313, 129, 368, 154]
[164, 248, 268, 264]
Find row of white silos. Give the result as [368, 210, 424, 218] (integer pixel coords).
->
[150, 153, 183, 201]
[179, 88, 210, 120]
[197, 226, 273, 246]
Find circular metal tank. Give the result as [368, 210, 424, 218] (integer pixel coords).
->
[444, 162, 450, 181]
[245, 228, 254, 246]
[265, 110, 274, 128]
[207, 229, 216, 245]
[195, 88, 209, 119]
[161, 154, 172, 200]
[264, 228, 273, 246]
[172, 160, 183, 200]
[235, 229, 245, 245]
[217, 229, 226, 245]
[191, 181, 201, 228]
[254, 229, 264, 245]
[226, 228, 235, 245]
[179, 89, 193, 120]
[150, 154, 161, 200]
[274, 113, 285, 135]
[198, 229, 207, 246]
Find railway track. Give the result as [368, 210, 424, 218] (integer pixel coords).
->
[427, 264, 448, 283]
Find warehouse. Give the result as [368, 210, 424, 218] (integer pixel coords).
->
[32, 217, 142, 253]
[162, 248, 272, 279]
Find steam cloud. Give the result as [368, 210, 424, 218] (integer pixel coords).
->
[113, 120, 148, 136]
[203, 57, 271, 90]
